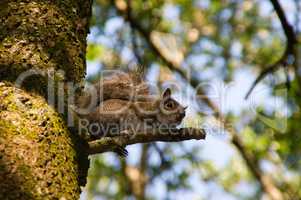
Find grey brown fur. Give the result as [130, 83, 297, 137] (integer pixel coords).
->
[76, 71, 187, 139]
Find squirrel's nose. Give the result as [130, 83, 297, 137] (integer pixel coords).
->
[180, 112, 185, 118]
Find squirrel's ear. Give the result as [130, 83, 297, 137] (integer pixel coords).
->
[163, 88, 171, 98]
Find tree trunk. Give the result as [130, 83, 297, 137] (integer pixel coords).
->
[0, 0, 92, 199]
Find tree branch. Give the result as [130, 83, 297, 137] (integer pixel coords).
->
[88, 128, 206, 155]
[245, 0, 298, 99]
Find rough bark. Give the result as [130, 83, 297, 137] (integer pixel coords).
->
[0, 0, 92, 199]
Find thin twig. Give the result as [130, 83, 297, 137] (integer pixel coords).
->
[245, 0, 297, 99]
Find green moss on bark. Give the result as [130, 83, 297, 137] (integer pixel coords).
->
[0, 82, 88, 200]
[0, 0, 90, 94]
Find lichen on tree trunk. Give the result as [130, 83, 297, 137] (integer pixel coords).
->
[0, 83, 86, 199]
[0, 0, 92, 199]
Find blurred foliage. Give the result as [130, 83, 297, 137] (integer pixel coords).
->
[83, 0, 301, 199]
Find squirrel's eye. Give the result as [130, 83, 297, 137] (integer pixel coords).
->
[165, 101, 174, 109]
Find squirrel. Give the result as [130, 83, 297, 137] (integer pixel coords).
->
[74, 70, 187, 155]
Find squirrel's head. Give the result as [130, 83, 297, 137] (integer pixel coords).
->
[156, 88, 187, 126]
